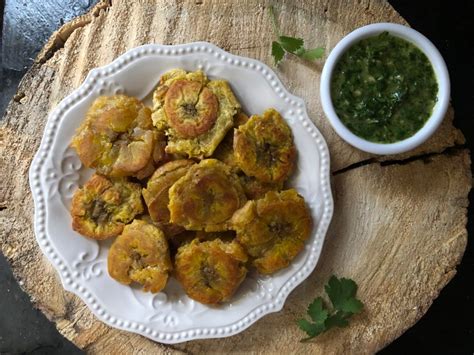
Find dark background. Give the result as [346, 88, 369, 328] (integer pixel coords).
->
[0, 0, 472, 354]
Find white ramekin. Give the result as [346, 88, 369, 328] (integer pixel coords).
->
[320, 23, 450, 155]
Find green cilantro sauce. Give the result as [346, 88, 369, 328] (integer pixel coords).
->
[331, 32, 438, 143]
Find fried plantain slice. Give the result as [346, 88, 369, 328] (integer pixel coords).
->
[234, 108, 296, 183]
[168, 159, 246, 231]
[231, 189, 312, 274]
[71, 95, 163, 177]
[165, 78, 218, 138]
[175, 239, 248, 304]
[108, 220, 172, 293]
[142, 159, 195, 235]
[70, 174, 143, 240]
[151, 69, 240, 158]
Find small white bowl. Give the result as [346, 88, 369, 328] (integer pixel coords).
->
[320, 23, 450, 155]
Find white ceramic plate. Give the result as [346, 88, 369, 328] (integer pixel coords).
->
[29, 42, 333, 344]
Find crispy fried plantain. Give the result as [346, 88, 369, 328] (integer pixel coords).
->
[175, 239, 247, 304]
[234, 108, 296, 183]
[168, 159, 246, 231]
[70, 174, 143, 240]
[231, 189, 312, 274]
[71, 95, 163, 177]
[152, 69, 240, 158]
[108, 220, 172, 293]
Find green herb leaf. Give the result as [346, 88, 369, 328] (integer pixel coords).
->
[307, 297, 328, 324]
[325, 311, 349, 329]
[341, 297, 364, 314]
[272, 41, 285, 65]
[297, 275, 363, 342]
[296, 318, 326, 342]
[325, 276, 363, 314]
[297, 47, 325, 61]
[278, 35, 305, 54]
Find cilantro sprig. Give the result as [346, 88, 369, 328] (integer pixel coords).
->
[297, 276, 364, 342]
[269, 5, 324, 65]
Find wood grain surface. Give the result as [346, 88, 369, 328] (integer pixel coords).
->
[0, 0, 471, 353]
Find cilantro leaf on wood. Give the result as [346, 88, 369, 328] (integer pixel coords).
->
[272, 41, 285, 65]
[278, 36, 304, 53]
[297, 276, 364, 342]
[269, 5, 324, 65]
[297, 318, 326, 341]
[307, 297, 328, 324]
[325, 276, 363, 314]
[325, 311, 349, 329]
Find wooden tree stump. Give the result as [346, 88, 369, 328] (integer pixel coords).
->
[0, 0, 471, 353]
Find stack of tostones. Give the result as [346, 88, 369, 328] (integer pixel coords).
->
[69, 68, 313, 304]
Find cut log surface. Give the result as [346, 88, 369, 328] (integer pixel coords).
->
[0, 0, 471, 353]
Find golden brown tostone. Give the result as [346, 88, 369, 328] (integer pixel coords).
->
[71, 95, 162, 178]
[232, 189, 312, 274]
[234, 108, 296, 183]
[107, 220, 172, 293]
[168, 159, 247, 232]
[174, 239, 248, 304]
[152, 69, 240, 158]
[164, 79, 219, 138]
[70, 174, 143, 240]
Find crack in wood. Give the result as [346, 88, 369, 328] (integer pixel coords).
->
[380, 145, 467, 167]
[332, 145, 468, 176]
[37, 0, 112, 65]
[332, 157, 376, 176]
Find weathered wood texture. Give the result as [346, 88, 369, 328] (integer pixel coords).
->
[0, 0, 471, 353]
